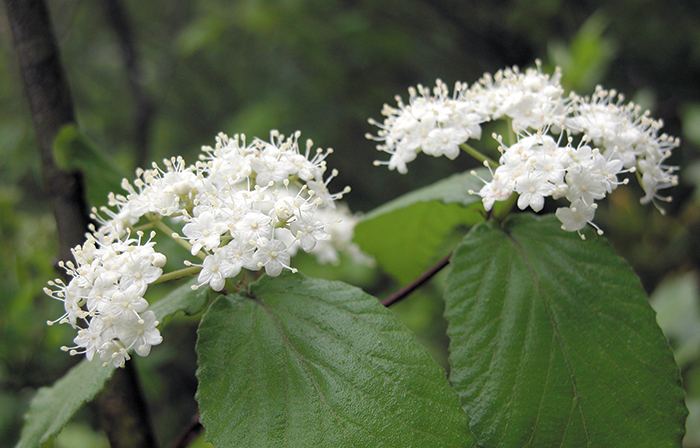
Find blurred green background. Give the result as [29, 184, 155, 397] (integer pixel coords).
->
[2, 0, 700, 446]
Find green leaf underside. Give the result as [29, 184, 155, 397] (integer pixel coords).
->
[444, 214, 687, 448]
[196, 274, 474, 448]
[363, 170, 486, 220]
[14, 278, 211, 448]
[14, 358, 114, 448]
[150, 277, 213, 320]
[354, 170, 487, 284]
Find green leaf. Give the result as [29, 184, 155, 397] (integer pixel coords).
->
[444, 214, 687, 448]
[14, 359, 115, 448]
[15, 278, 213, 448]
[150, 277, 213, 320]
[547, 12, 618, 91]
[53, 124, 129, 208]
[354, 170, 485, 284]
[196, 273, 474, 447]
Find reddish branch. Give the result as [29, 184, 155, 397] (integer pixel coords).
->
[381, 252, 452, 307]
[170, 413, 203, 448]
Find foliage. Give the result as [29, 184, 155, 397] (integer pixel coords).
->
[445, 215, 686, 447]
[196, 274, 473, 447]
[3, 1, 700, 447]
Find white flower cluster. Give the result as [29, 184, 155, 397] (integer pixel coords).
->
[179, 131, 354, 290]
[46, 130, 362, 367]
[368, 63, 679, 235]
[44, 231, 165, 368]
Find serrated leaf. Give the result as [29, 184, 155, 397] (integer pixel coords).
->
[15, 278, 213, 448]
[196, 273, 474, 448]
[444, 214, 687, 448]
[354, 170, 486, 284]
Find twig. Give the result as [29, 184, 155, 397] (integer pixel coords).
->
[170, 413, 203, 448]
[98, 360, 159, 448]
[381, 252, 452, 307]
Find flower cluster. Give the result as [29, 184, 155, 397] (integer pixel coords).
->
[46, 130, 363, 367]
[44, 231, 165, 368]
[179, 131, 354, 290]
[368, 63, 679, 234]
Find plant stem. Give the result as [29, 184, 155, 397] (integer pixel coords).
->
[153, 219, 206, 261]
[381, 252, 452, 307]
[170, 413, 203, 448]
[3, 0, 88, 264]
[493, 192, 517, 222]
[460, 142, 499, 169]
[154, 266, 202, 285]
[506, 117, 517, 146]
[97, 360, 159, 448]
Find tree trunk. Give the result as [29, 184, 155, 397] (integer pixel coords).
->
[3, 1, 158, 446]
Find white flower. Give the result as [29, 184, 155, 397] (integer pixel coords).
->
[472, 130, 630, 235]
[371, 63, 679, 235]
[45, 231, 165, 366]
[196, 250, 237, 292]
[291, 213, 329, 252]
[115, 310, 162, 357]
[99, 340, 131, 369]
[515, 172, 554, 212]
[253, 238, 294, 277]
[468, 61, 568, 132]
[182, 210, 224, 255]
[567, 86, 679, 206]
[556, 199, 599, 237]
[71, 318, 110, 361]
[368, 80, 486, 173]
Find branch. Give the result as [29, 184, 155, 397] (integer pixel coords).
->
[98, 361, 159, 448]
[170, 413, 203, 448]
[3, 1, 158, 446]
[381, 252, 452, 307]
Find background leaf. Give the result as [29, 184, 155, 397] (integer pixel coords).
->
[443, 214, 687, 448]
[196, 273, 474, 447]
[354, 170, 486, 284]
[53, 124, 129, 209]
[150, 277, 213, 321]
[13, 277, 211, 448]
[13, 358, 115, 448]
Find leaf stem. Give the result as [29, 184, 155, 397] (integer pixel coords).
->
[460, 142, 499, 170]
[381, 252, 452, 307]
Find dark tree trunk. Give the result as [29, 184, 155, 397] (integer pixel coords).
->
[3, 1, 158, 447]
